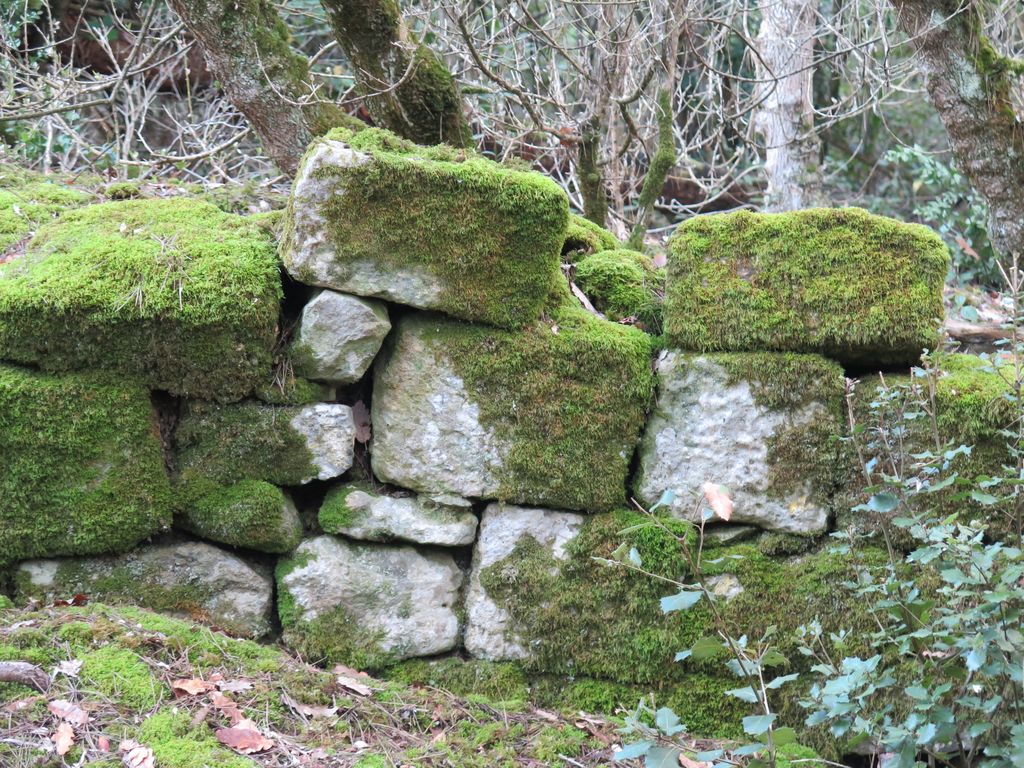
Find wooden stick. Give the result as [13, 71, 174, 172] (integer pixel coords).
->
[0, 661, 51, 693]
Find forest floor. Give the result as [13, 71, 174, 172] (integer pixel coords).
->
[0, 602, 653, 767]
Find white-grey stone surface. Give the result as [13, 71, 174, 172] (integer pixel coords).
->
[279, 535, 463, 660]
[634, 352, 830, 534]
[16, 540, 274, 638]
[291, 290, 391, 385]
[464, 504, 585, 661]
[291, 404, 356, 482]
[322, 486, 478, 546]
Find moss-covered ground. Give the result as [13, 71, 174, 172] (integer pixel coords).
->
[0, 603, 622, 767]
[0, 198, 281, 401]
[285, 127, 568, 330]
[665, 207, 949, 365]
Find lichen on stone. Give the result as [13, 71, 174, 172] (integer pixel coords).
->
[665, 207, 949, 365]
[0, 198, 281, 400]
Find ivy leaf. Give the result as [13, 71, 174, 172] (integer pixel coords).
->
[655, 707, 685, 736]
[726, 687, 759, 703]
[660, 590, 702, 614]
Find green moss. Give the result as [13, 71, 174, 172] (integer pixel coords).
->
[411, 288, 653, 511]
[285, 126, 568, 330]
[174, 401, 317, 487]
[665, 208, 949, 366]
[179, 478, 302, 554]
[81, 645, 160, 710]
[0, 595, 12, 610]
[0, 179, 90, 251]
[563, 213, 620, 257]
[478, 510, 887, 737]
[388, 658, 529, 703]
[253, 375, 334, 405]
[138, 710, 254, 768]
[574, 249, 665, 332]
[0, 364, 172, 565]
[0, 198, 282, 400]
[317, 484, 364, 532]
[104, 181, 145, 200]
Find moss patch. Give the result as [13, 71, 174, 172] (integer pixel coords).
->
[138, 710, 254, 768]
[0, 364, 172, 565]
[284, 127, 568, 330]
[563, 213, 619, 257]
[574, 248, 665, 332]
[665, 208, 949, 365]
[0, 174, 90, 252]
[0, 198, 281, 400]
[179, 478, 302, 554]
[415, 286, 653, 511]
[81, 645, 160, 710]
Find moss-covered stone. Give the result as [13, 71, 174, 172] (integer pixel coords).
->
[470, 507, 887, 740]
[0, 168, 90, 252]
[574, 248, 665, 332]
[665, 208, 949, 366]
[0, 364, 172, 565]
[283, 127, 569, 330]
[839, 353, 1021, 541]
[562, 213, 619, 257]
[372, 287, 654, 511]
[178, 479, 303, 554]
[0, 198, 281, 400]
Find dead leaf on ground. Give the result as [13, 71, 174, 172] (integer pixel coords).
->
[211, 691, 244, 724]
[679, 753, 708, 768]
[216, 679, 253, 693]
[282, 691, 338, 719]
[55, 659, 82, 677]
[4, 695, 42, 713]
[171, 677, 216, 696]
[97, 735, 111, 752]
[52, 722, 75, 756]
[120, 739, 156, 768]
[352, 400, 372, 443]
[336, 675, 372, 697]
[702, 482, 733, 522]
[48, 698, 90, 725]
[531, 707, 559, 722]
[216, 718, 274, 754]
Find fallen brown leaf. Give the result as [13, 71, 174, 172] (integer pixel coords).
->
[216, 679, 253, 693]
[48, 698, 90, 725]
[352, 400, 372, 443]
[215, 718, 274, 754]
[171, 677, 216, 696]
[52, 722, 75, 756]
[120, 739, 156, 768]
[282, 691, 338, 719]
[336, 675, 372, 697]
[97, 735, 111, 752]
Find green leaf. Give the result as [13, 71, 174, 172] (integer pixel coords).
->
[655, 707, 685, 736]
[690, 637, 725, 660]
[726, 687, 759, 703]
[628, 547, 643, 567]
[742, 714, 777, 736]
[733, 743, 767, 756]
[765, 673, 799, 689]
[772, 727, 798, 746]
[645, 746, 682, 768]
[660, 590, 702, 614]
[867, 493, 899, 513]
[970, 490, 999, 505]
[615, 741, 653, 760]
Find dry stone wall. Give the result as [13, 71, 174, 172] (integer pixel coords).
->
[0, 134, 992, 737]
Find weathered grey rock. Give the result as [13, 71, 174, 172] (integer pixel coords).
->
[371, 314, 652, 511]
[465, 504, 585, 661]
[319, 485, 478, 546]
[634, 352, 844, 535]
[290, 404, 356, 482]
[291, 290, 391, 385]
[278, 536, 463, 661]
[704, 525, 760, 545]
[281, 134, 568, 330]
[15, 540, 274, 638]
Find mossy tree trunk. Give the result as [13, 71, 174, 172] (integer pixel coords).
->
[578, 116, 609, 227]
[891, 0, 1024, 257]
[169, 0, 351, 175]
[752, 0, 826, 211]
[626, 90, 676, 251]
[320, 0, 470, 147]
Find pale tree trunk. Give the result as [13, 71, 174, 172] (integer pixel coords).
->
[891, 0, 1024, 258]
[169, 0, 352, 175]
[753, 0, 826, 212]
[320, 0, 470, 147]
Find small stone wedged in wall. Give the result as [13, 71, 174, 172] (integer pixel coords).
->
[370, 296, 653, 512]
[0, 363, 172, 565]
[281, 127, 569, 330]
[277, 535, 463, 666]
[14, 539, 274, 639]
[634, 351, 845, 535]
[178, 480, 303, 554]
[0, 198, 281, 401]
[319, 483, 478, 546]
[290, 289, 391, 385]
[664, 207, 949, 366]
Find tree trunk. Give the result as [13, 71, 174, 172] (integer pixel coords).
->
[168, 0, 352, 175]
[0, 661, 50, 692]
[627, 89, 676, 250]
[320, 0, 469, 147]
[891, 0, 1024, 258]
[578, 116, 609, 228]
[753, 0, 826, 212]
